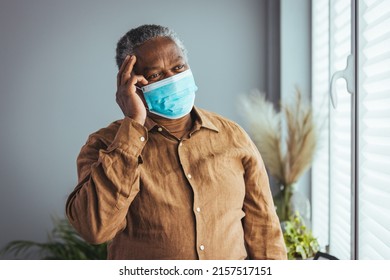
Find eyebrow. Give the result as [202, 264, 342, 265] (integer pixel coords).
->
[143, 66, 161, 72]
[142, 56, 185, 73]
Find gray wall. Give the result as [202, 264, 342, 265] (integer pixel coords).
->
[0, 0, 268, 258]
[280, 0, 311, 203]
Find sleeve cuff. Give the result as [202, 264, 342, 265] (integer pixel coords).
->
[108, 117, 148, 156]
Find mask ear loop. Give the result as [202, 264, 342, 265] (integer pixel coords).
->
[135, 85, 150, 111]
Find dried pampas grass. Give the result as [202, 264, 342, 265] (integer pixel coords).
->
[239, 88, 317, 186]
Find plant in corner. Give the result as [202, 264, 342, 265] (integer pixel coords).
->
[283, 212, 320, 260]
[239, 88, 317, 224]
[239, 88, 320, 259]
[0, 217, 107, 260]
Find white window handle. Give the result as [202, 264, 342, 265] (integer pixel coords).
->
[329, 54, 355, 108]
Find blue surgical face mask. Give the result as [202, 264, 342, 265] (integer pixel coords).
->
[139, 69, 198, 119]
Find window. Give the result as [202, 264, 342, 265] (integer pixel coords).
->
[311, 0, 390, 259]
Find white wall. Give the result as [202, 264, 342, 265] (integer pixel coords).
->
[0, 0, 268, 258]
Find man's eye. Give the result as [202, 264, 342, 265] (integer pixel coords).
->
[174, 64, 185, 70]
[148, 73, 160, 80]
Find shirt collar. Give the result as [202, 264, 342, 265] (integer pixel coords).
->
[143, 106, 219, 133]
[144, 116, 159, 131]
[192, 106, 219, 133]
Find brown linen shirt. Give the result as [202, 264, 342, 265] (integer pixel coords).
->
[66, 107, 287, 260]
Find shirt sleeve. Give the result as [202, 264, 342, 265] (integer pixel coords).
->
[240, 128, 288, 260]
[66, 117, 147, 244]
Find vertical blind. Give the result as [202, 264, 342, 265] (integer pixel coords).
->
[329, 0, 352, 260]
[312, 0, 390, 259]
[311, 0, 330, 250]
[358, 0, 390, 259]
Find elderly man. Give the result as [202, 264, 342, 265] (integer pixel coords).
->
[66, 24, 287, 260]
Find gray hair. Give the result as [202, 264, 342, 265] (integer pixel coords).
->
[115, 24, 188, 69]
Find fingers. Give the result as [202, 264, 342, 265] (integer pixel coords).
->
[117, 55, 148, 91]
[120, 55, 136, 85]
[128, 74, 148, 88]
[119, 55, 131, 72]
[117, 55, 131, 87]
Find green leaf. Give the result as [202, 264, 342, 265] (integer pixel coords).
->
[0, 217, 107, 260]
[282, 212, 320, 260]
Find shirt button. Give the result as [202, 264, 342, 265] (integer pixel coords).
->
[140, 136, 145, 142]
[199, 245, 205, 251]
[187, 174, 192, 179]
[157, 127, 163, 132]
[196, 207, 201, 212]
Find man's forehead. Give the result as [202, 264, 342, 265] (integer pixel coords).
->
[134, 38, 185, 70]
[143, 38, 180, 53]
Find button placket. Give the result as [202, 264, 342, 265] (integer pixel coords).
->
[178, 140, 191, 182]
[178, 138, 204, 256]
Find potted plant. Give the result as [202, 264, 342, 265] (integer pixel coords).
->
[283, 212, 320, 259]
[239, 88, 317, 224]
[0, 217, 107, 260]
